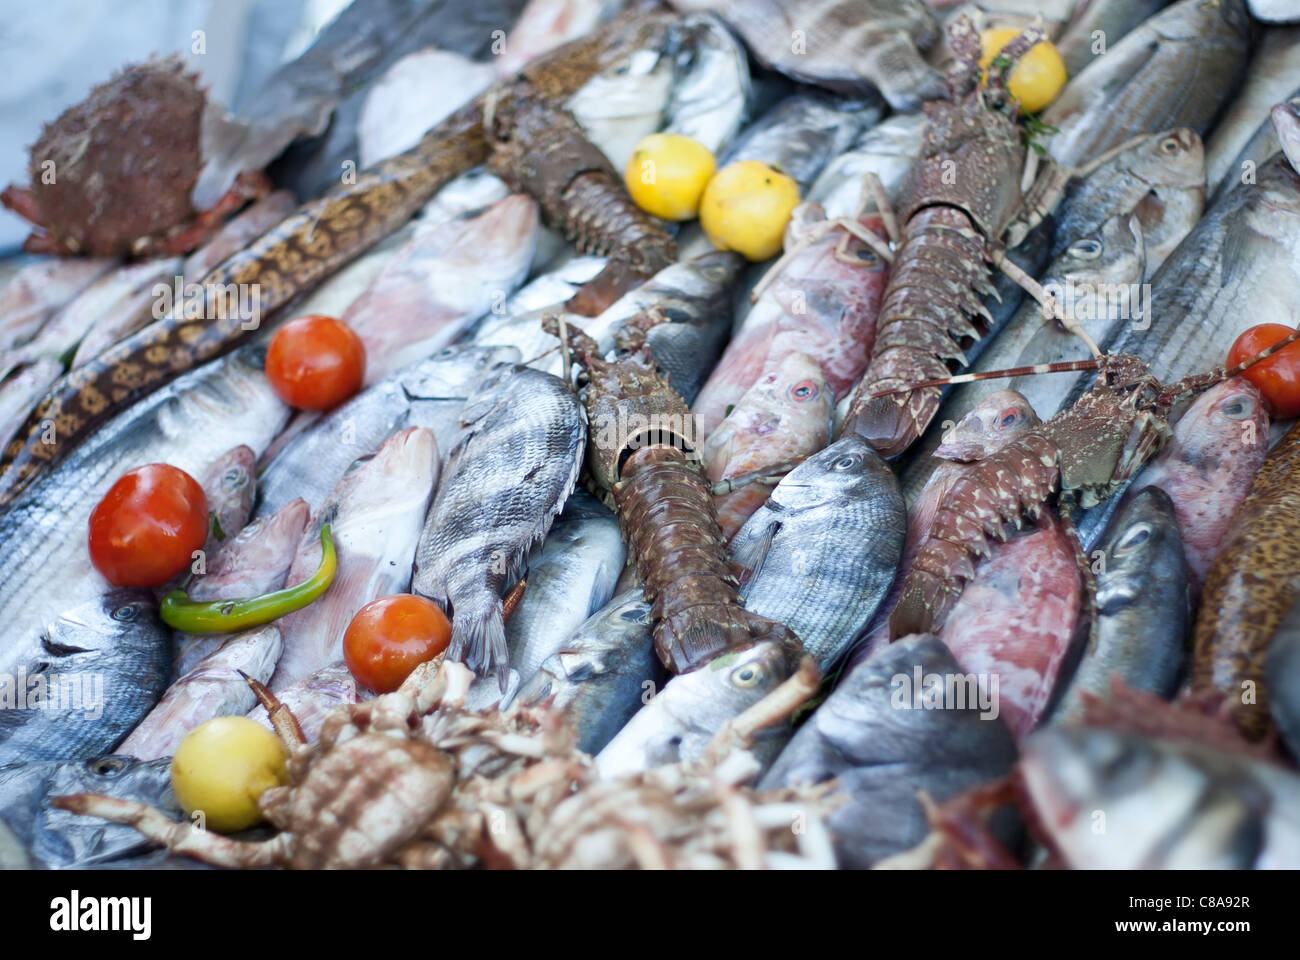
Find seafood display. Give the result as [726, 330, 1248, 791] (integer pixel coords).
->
[3, 0, 1300, 877]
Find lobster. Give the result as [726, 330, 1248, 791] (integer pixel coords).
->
[841, 16, 1097, 459]
[883, 331, 1300, 648]
[540, 313, 802, 675]
[0, 9, 677, 509]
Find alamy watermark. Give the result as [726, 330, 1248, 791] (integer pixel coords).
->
[1041, 280, 1152, 331]
[0, 668, 103, 719]
[890, 665, 1000, 721]
[152, 276, 262, 330]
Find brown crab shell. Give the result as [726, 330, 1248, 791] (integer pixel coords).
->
[25, 56, 205, 257]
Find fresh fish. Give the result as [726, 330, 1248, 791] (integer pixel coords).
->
[732, 435, 905, 671]
[495, 0, 616, 77]
[705, 352, 834, 540]
[664, 13, 750, 154]
[115, 626, 283, 762]
[937, 512, 1082, 742]
[0, 756, 179, 869]
[1267, 600, 1300, 761]
[358, 49, 497, 168]
[1054, 0, 1170, 77]
[1128, 379, 1269, 597]
[1021, 726, 1300, 868]
[0, 358, 60, 450]
[759, 633, 1019, 868]
[504, 489, 625, 685]
[1051, 129, 1204, 277]
[1212, 89, 1300, 205]
[516, 589, 661, 755]
[472, 259, 608, 373]
[594, 640, 801, 777]
[669, 0, 944, 111]
[1050, 488, 1189, 725]
[257, 344, 520, 517]
[0, 590, 169, 764]
[0, 346, 289, 759]
[413, 365, 585, 687]
[249, 662, 359, 743]
[693, 207, 889, 438]
[197, 445, 257, 557]
[172, 499, 311, 679]
[272, 427, 440, 692]
[805, 113, 926, 219]
[340, 195, 540, 386]
[0, 256, 115, 353]
[1042, 0, 1251, 167]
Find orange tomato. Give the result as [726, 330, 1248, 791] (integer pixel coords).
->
[265, 314, 366, 411]
[343, 594, 452, 693]
[1227, 324, 1300, 418]
[88, 464, 209, 587]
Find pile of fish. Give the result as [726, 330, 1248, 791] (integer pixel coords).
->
[3, 0, 1300, 871]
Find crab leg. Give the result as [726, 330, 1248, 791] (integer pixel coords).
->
[242, 671, 307, 748]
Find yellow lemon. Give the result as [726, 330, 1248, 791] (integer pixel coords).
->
[698, 160, 800, 262]
[171, 716, 289, 833]
[625, 133, 717, 221]
[979, 27, 1067, 114]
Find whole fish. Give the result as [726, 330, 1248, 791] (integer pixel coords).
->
[0, 590, 169, 764]
[594, 640, 800, 777]
[663, 13, 751, 154]
[1267, 600, 1300, 761]
[115, 626, 283, 761]
[516, 589, 662, 755]
[1211, 89, 1300, 205]
[272, 427, 441, 691]
[0, 346, 289, 760]
[504, 489, 626, 685]
[197, 445, 257, 557]
[0, 257, 115, 353]
[668, 0, 944, 110]
[172, 499, 311, 679]
[1054, 0, 1171, 77]
[0, 756, 179, 869]
[1128, 379, 1268, 598]
[805, 113, 926, 219]
[339, 194, 540, 386]
[1192, 420, 1300, 740]
[731, 435, 905, 671]
[1042, 0, 1251, 167]
[693, 207, 889, 438]
[759, 633, 1018, 868]
[937, 512, 1082, 741]
[1021, 726, 1300, 868]
[1050, 488, 1189, 725]
[413, 365, 586, 687]
[256, 344, 520, 517]
[249, 662, 359, 743]
[1050, 129, 1204, 277]
[705, 352, 834, 539]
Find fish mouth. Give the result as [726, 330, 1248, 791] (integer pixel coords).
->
[934, 440, 990, 461]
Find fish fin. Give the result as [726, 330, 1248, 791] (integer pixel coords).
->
[730, 518, 780, 584]
[445, 593, 507, 687]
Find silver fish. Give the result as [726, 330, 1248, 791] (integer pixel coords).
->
[271, 427, 441, 691]
[504, 489, 625, 686]
[1211, 90, 1300, 205]
[1054, 0, 1170, 77]
[1043, 0, 1251, 167]
[759, 633, 1018, 867]
[115, 626, 283, 762]
[664, 12, 751, 155]
[805, 113, 926, 219]
[732, 436, 905, 671]
[0, 256, 115, 354]
[516, 589, 662, 756]
[249, 661, 358, 743]
[1050, 488, 1189, 725]
[594, 640, 801, 777]
[1021, 726, 1300, 868]
[413, 365, 586, 687]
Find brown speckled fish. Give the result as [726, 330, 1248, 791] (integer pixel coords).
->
[1192, 420, 1300, 741]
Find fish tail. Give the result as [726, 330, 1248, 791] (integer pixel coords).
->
[447, 593, 507, 688]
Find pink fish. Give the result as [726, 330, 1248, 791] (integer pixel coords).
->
[1128, 377, 1269, 598]
[692, 204, 888, 439]
[704, 352, 833, 539]
[938, 511, 1082, 742]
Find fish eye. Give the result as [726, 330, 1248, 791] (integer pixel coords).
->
[222, 467, 246, 487]
[999, 408, 1019, 428]
[440, 347, 458, 359]
[112, 604, 142, 623]
[1160, 136, 1180, 154]
[790, 380, 819, 401]
[855, 246, 878, 264]
[1220, 397, 1254, 420]
[1116, 523, 1152, 552]
[831, 455, 859, 471]
[1069, 238, 1102, 260]
[90, 757, 128, 776]
[731, 664, 763, 688]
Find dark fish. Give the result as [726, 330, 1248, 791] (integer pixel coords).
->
[759, 633, 1019, 868]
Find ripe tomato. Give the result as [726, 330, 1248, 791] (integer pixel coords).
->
[89, 464, 209, 587]
[1227, 324, 1300, 418]
[343, 594, 452, 693]
[265, 314, 365, 411]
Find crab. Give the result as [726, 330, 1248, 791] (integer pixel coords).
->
[1, 56, 268, 259]
[53, 657, 841, 870]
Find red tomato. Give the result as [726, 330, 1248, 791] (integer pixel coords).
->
[1227, 324, 1300, 418]
[88, 464, 209, 587]
[265, 314, 365, 411]
[343, 594, 452, 693]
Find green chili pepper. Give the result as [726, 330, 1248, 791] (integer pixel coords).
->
[159, 525, 336, 633]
